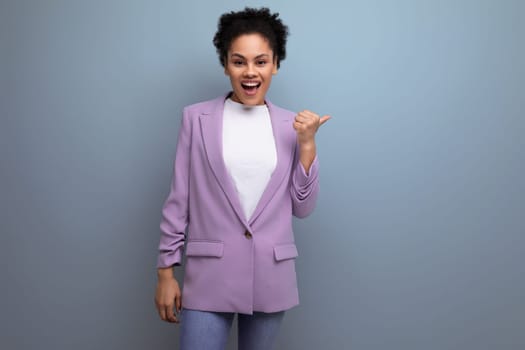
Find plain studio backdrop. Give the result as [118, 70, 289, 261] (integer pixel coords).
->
[1, 1, 523, 349]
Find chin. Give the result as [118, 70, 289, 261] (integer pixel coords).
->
[232, 91, 265, 106]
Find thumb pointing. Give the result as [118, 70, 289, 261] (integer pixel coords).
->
[319, 115, 331, 126]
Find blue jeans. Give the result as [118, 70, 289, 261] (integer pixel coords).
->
[180, 308, 285, 350]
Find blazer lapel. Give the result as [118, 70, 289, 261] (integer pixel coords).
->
[199, 95, 249, 227]
[199, 94, 295, 227]
[248, 100, 294, 225]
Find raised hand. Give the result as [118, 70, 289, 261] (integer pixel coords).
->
[293, 110, 330, 145]
[293, 110, 330, 173]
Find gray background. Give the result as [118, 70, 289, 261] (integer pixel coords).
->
[1, 0, 524, 349]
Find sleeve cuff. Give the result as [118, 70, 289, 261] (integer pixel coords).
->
[295, 155, 319, 186]
[156, 249, 182, 268]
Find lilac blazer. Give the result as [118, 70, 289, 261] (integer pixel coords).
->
[157, 93, 320, 314]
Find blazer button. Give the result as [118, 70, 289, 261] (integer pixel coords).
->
[244, 230, 253, 239]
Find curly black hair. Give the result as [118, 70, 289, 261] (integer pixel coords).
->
[213, 7, 289, 68]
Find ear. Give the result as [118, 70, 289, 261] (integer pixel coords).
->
[272, 56, 278, 75]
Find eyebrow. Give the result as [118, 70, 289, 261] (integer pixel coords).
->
[230, 53, 271, 60]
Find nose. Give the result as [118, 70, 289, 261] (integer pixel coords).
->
[243, 63, 256, 77]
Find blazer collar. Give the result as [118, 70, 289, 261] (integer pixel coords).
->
[199, 93, 294, 228]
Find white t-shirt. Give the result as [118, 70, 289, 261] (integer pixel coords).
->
[222, 98, 277, 221]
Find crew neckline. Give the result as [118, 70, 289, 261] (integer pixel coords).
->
[225, 98, 268, 111]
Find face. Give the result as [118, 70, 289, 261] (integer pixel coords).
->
[224, 33, 278, 106]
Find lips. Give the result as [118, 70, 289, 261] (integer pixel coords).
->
[241, 81, 261, 96]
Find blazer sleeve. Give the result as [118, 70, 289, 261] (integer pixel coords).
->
[157, 108, 191, 268]
[290, 145, 320, 218]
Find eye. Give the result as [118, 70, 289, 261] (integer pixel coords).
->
[257, 60, 267, 66]
[233, 61, 244, 66]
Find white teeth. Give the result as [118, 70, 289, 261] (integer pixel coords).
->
[243, 82, 259, 87]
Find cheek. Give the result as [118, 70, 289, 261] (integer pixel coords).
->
[228, 73, 240, 83]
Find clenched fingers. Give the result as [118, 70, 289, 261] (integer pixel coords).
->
[293, 110, 331, 135]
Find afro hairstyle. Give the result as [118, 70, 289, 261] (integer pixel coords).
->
[213, 7, 289, 68]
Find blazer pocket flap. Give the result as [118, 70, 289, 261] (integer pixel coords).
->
[274, 244, 298, 262]
[186, 241, 224, 258]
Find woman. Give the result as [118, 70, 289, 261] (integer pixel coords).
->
[155, 7, 329, 350]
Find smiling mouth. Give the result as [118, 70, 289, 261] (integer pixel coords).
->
[241, 82, 261, 95]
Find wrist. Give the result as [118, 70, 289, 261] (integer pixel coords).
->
[298, 140, 316, 151]
[157, 267, 174, 280]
